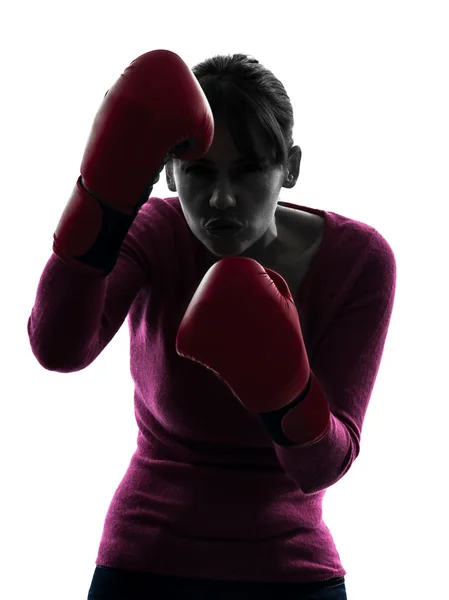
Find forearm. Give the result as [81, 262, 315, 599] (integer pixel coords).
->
[274, 413, 355, 494]
[258, 371, 358, 495]
[28, 253, 107, 371]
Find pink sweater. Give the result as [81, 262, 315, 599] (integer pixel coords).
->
[27, 197, 396, 584]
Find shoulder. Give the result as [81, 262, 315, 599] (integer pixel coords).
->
[360, 227, 397, 303]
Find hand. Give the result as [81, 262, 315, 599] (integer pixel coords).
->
[176, 257, 310, 414]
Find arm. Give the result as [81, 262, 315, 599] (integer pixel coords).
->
[27, 224, 148, 372]
[27, 50, 214, 372]
[176, 231, 396, 493]
[274, 231, 397, 492]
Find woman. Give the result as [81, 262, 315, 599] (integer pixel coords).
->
[28, 49, 396, 599]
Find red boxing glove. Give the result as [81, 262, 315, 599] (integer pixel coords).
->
[176, 257, 330, 446]
[53, 50, 214, 276]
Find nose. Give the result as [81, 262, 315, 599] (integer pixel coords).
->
[209, 189, 237, 211]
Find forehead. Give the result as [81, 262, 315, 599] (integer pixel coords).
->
[189, 118, 271, 164]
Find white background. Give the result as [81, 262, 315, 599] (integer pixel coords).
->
[1, 1, 448, 599]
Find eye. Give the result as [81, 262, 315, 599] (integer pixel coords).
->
[186, 164, 262, 176]
[186, 166, 210, 175]
[243, 163, 263, 172]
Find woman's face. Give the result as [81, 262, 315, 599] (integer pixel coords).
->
[166, 118, 296, 260]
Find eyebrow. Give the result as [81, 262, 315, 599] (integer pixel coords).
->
[190, 157, 267, 165]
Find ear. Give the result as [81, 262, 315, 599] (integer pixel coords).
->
[282, 145, 302, 189]
[165, 160, 177, 192]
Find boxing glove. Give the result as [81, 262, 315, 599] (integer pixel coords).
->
[53, 50, 214, 276]
[176, 257, 330, 446]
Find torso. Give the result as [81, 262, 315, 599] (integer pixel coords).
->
[269, 204, 325, 299]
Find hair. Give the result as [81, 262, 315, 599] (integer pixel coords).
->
[173, 53, 295, 168]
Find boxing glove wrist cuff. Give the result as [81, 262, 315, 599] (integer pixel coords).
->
[258, 375, 312, 447]
[74, 176, 139, 276]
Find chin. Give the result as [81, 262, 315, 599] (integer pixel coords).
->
[210, 250, 243, 258]
[203, 239, 250, 259]
[206, 245, 244, 258]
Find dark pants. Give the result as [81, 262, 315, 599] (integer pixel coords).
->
[87, 566, 347, 599]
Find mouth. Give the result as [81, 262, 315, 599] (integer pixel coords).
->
[205, 218, 244, 239]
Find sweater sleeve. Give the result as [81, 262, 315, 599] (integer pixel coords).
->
[274, 229, 397, 494]
[27, 213, 151, 373]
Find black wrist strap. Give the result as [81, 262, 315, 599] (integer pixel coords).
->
[258, 375, 312, 447]
[75, 176, 143, 276]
